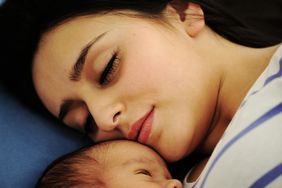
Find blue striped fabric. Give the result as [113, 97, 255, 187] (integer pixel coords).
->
[250, 163, 282, 188]
[264, 59, 282, 86]
[184, 45, 282, 188]
[199, 103, 282, 188]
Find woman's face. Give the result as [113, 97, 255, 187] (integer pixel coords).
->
[33, 13, 219, 161]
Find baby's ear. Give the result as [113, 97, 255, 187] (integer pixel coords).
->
[169, 0, 205, 37]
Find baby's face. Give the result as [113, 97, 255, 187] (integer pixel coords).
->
[102, 141, 182, 188]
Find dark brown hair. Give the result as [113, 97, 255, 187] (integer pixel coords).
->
[0, 0, 279, 111]
[36, 141, 115, 188]
[0, 0, 170, 111]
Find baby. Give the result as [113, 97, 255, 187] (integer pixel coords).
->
[36, 140, 183, 188]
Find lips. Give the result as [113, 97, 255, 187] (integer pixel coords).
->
[128, 107, 154, 144]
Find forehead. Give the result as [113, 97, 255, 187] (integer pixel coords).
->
[104, 141, 171, 178]
[34, 14, 121, 72]
[107, 141, 165, 166]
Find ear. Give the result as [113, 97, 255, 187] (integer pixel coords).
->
[169, 0, 205, 37]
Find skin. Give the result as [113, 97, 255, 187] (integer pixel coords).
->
[97, 140, 182, 188]
[32, 3, 278, 162]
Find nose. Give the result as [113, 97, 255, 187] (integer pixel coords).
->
[87, 98, 124, 132]
[166, 179, 183, 188]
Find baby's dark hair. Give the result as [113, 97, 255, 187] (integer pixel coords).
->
[36, 141, 117, 188]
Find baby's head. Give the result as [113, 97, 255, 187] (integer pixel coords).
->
[37, 140, 182, 188]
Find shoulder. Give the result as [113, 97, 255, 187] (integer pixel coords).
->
[191, 45, 282, 187]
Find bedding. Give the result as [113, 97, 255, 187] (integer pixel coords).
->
[0, 85, 91, 188]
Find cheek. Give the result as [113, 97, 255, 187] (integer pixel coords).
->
[119, 31, 174, 91]
[119, 58, 164, 93]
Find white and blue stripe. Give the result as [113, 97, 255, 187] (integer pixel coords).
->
[184, 45, 282, 188]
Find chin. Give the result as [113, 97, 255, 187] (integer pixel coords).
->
[161, 147, 188, 162]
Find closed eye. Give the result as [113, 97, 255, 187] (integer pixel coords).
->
[136, 169, 152, 177]
[99, 51, 120, 85]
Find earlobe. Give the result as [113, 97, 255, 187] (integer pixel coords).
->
[165, 179, 183, 188]
[169, 0, 205, 37]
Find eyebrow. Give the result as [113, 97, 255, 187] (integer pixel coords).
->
[69, 31, 108, 81]
[58, 32, 108, 121]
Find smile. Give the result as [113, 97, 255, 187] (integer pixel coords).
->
[128, 107, 155, 144]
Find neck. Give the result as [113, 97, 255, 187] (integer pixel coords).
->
[196, 27, 279, 153]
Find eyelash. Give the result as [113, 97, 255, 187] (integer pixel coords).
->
[99, 51, 120, 85]
[136, 169, 152, 177]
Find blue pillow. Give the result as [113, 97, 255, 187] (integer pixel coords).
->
[0, 85, 91, 188]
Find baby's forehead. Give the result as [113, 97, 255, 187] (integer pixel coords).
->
[120, 156, 157, 166]
[83, 141, 171, 176]
[106, 141, 165, 165]
[105, 140, 157, 156]
[87, 140, 161, 161]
